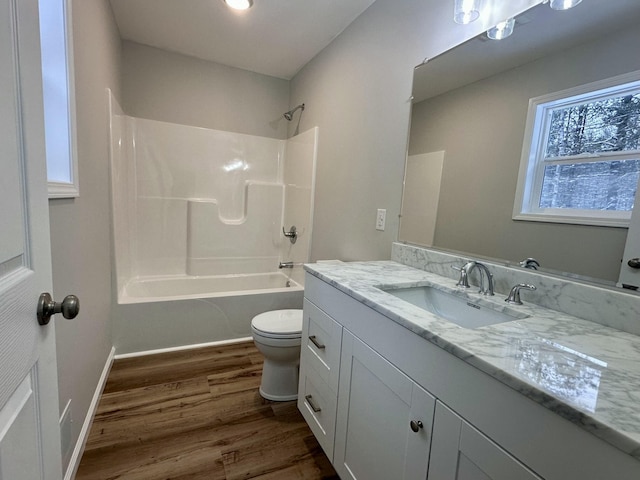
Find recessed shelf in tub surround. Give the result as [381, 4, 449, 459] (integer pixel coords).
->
[187, 183, 284, 276]
[303, 258, 640, 460]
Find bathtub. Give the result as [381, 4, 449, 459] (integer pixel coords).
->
[108, 95, 317, 355]
[120, 272, 303, 304]
[112, 271, 304, 355]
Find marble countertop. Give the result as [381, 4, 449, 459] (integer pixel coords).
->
[304, 260, 640, 460]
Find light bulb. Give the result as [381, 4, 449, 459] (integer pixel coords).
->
[224, 0, 253, 11]
[454, 0, 481, 25]
[487, 18, 515, 40]
[549, 0, 582, 11]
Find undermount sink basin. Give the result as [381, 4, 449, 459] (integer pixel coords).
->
[382, 286, 528, 329]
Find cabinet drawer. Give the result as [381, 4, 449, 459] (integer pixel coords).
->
[298, 367, 337, 461]
[302, 298, 343, 392]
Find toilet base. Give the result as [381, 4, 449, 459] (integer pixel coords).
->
[259, 387, 298, 402]
[259, 358, 300, 402]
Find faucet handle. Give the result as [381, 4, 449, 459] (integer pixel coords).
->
[451, 265, 470, 288]
[282, 226, 298, 244]
[519, 258, 540, 270]
[505, 283, 536, 305]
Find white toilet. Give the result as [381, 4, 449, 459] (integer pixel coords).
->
[251, 309, 303, 401]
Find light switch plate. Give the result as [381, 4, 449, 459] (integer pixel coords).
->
[376, 209, 386, 231]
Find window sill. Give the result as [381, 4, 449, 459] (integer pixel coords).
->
[48, 182, 79, 199]
[512, 212, 629, 228]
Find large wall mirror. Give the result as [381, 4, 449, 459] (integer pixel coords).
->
[401, 0, 640, 287]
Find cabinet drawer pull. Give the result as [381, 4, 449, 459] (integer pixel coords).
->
[309, 335, 326, 350]
[305, 394, 322, 413]
[410, 420, 424, 433]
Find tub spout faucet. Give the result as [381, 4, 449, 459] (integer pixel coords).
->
[279, 262, 294, 269]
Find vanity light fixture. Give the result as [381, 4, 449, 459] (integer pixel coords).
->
[487, 18, 515, 40]
[454, 0, 481, 24]
[223, 0, 253, 11]
[549, 0, 582, 10]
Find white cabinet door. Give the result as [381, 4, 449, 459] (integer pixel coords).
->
[0, 0, 62, 478]
[334, 331, 436, 480]
[429, 402, 541, 480]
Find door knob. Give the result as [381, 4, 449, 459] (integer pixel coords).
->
[628, 258, 640, 269]
[410, 420, 424, 433]
[37, 292, 79, 326]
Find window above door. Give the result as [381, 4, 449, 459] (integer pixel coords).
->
[39, 0, 78, 198]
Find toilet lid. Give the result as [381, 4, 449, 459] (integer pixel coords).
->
[251, 309, 303, 337]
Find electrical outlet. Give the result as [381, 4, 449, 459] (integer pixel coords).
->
[60, 400, 73, 468]
[376, 209, 386, 231]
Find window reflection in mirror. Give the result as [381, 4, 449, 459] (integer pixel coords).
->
[514, 72, 640, 227]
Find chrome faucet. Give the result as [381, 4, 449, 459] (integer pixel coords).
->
[505, 283, 536, 305]
[519, 258, 540, 270]
[473, 262, 495, 296]
[452, 261, 475, 289]
[282, 226, 298, 244]
[452, 261, 494, 295]
[279, 262, 294, 269]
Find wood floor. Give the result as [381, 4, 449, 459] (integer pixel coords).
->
[76, 341, 338, 479]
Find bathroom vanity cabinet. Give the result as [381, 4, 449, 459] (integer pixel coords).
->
[299, 300, 435, 479]
[298, 271, 640, 480]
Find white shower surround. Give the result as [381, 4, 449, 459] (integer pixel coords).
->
[108, 91, 317, 353]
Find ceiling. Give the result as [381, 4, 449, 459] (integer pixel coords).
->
[109, 0, 377, 80]
[413, 0, 640, 103]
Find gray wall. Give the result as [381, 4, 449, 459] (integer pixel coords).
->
[48, 0, 121, 474]
[121, 41, 290, 139]
[409, 25, 640, 281]
[119, 0, 540, 263]
[289, 0, 539, 262]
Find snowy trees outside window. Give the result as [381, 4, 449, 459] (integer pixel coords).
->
[514, 72, 640, 227]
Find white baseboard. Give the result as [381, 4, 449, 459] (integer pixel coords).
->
[114, 336, 253, 360]
[63, 346, 115, 480]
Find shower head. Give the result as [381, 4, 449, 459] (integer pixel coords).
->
[283, 103, 305, 121]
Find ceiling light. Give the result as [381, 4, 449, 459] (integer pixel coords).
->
[487, 18, 515, 40]
[549, 0, 582, 10]
[454, 0, 481, 24]
[224, 0, 253, 11]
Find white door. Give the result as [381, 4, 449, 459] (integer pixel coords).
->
[0, 0, 63, 478]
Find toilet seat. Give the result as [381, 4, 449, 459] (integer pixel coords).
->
[251, 309, 303, 339]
